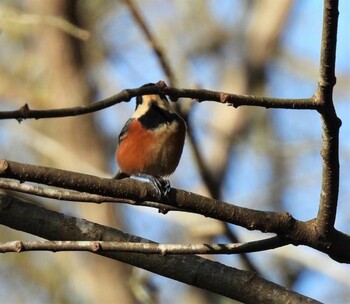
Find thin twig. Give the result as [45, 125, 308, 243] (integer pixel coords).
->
[0, 82, 316, 121]
[0, 237, 288, 255]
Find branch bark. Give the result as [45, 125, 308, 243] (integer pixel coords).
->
[315, 0, 341, 236]
[0, 159, 295, 233]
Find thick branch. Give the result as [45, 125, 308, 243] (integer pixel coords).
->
[0, 159, 295, 234]
[0, 194, 320, 304]
[315, 0, 341, 235]
[0, 82, 316, 121]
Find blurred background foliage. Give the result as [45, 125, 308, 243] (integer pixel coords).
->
[0, 0, 349, 303]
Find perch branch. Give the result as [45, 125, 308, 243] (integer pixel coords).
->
[0, 159, 296, 234]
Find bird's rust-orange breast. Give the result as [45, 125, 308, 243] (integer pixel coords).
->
[116, 119, 155, 175]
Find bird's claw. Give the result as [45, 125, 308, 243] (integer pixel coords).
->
[156, 177, 171, 195]
[147, 176, 171, 196]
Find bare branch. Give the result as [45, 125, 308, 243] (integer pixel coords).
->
[318, 0, 339, 91]
[0, 237, 288, 255]
[1, 159, 350, 262]
[0, 193, 321, 304]
[0, 159, 296, 234]
[315, 0, 341, 236]
[0, 82, 316, 121]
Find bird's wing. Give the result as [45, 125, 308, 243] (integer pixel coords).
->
[118, 118, 134, 143]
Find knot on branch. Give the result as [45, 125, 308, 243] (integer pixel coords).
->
[156, 80, 168, 89]
[17, 103, 31, 123]
[14, 241, 23, 253]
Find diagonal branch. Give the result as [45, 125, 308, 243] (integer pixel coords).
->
[315, 0, 341, 236]
[0, 193, 321, 304]
[0, 82, 316, 121]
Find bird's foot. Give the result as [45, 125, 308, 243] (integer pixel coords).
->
[114, 173, 171, 196]
[138, 174, 171, 196]
[155, 177, 171, 195]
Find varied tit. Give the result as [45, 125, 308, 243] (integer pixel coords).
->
[115, 83, 186, 194]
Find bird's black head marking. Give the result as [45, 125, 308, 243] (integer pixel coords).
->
[136, 83, 167, 107]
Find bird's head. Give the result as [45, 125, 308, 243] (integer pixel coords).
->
[133, 83, 174, 118]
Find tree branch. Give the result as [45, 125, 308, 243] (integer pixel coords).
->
[0, 193, 320, 304]
[315, 0, 341, 236]
[1, 159, 350, 262]
[0, 236, 288, 255]
[0, 159, 296, 234]
[0, 82, 316, 121]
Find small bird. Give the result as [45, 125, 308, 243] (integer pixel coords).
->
[115, 83, 186, 194]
